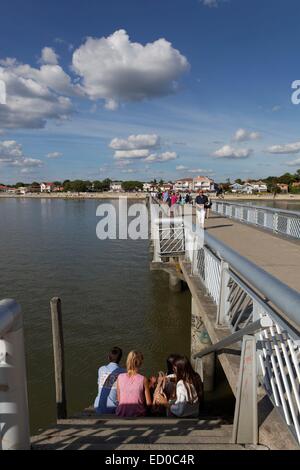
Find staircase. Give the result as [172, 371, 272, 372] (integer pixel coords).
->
[31, 410, 267, 450]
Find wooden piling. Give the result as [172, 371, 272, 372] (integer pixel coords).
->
[50, 297, 67, 420]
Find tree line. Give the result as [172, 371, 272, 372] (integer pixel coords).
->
[0, 179, 144, 192]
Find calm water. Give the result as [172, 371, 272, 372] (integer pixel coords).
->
[0, 198, 191, 433]
[242, 199, 300, 212]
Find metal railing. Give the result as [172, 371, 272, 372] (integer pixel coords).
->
[212, 200, 300, 240]
[150, 197, 300, 445]
[0, 299, 30, 450]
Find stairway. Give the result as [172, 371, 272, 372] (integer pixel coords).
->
[31, 410, 266, 450]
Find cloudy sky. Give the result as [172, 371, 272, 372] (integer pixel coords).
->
[1, 0, 300, 184]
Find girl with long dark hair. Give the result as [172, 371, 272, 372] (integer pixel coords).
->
[156, 355, 203, 418]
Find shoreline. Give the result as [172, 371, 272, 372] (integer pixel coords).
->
[0, 192, 147, 199]
[1, 192, 300, 201]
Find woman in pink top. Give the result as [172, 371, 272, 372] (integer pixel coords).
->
[170, 193, 178, 206]
[116, 351, 152, 417]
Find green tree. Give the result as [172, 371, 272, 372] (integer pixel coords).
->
[121, 181, 143, 192]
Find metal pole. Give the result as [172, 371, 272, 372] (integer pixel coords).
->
[50, 297, 67, 420]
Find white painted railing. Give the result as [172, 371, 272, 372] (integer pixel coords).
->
[150, 197, 300, 445]
[0, 299, 30, 450]
[212, 200, 300, 239]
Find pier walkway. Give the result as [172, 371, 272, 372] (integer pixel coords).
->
[204, 214, 300, 292]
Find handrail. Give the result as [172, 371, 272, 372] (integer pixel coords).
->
[213, 199, 300, 218]
[0, 299, 30, 450]
[182, 220, 300, 332]
[212, 199, 300, 240]
[194, 319, 265, 359]
[151, 197, 300, 331]
[0, 299, 22, 334]
[203, 229, 300, 331]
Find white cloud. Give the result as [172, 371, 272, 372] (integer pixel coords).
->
[176, 165, 188, 171]
[47, 151, 63, 159]
[114, 149, 150, 159]
[214, 145, 252, 159]
[201, 0, 219, 7]
[110, 133, 177, 163]
[110, 134, 160, 150]
[272, 105, 281, 112]
[40, 47, 59, 65]
[188, 168, 213, 173]
[11, 157, 43, 168]
[0, 139, 42, 169]
[0, 140, 23, 161]
[233, 128, 261, 142]
[110, 134, 161, 160]
[145, 151, 177, 163]
[72, 29, 190, 109]
[104, 99, 119, 111]
[266, 141, 300, 154]
[121, 168, 136, 174]
[286, 158, 300, 166]
[0, 57, 79, 129]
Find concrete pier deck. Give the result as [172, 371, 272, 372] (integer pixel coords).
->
[205, 214, 300, 292]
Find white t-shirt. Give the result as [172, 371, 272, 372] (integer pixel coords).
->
[170, 380, 199, 418]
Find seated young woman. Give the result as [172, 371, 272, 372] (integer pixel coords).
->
[151, 353, 181, 415]
[156, 355, 203, 418]
[116, 350, 152, 417]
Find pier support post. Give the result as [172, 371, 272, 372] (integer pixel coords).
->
[50, 297, 67, 420]
[191, 297, 215, 392]
[169, 273, 182, 292]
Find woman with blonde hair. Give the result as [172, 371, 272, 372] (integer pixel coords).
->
[116, 351, 152, 417]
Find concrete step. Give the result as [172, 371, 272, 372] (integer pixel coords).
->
[31, 414, 266, 450]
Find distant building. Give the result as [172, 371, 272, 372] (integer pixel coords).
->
[0, 185, 8, 192]
[143, 182, 159, 192]
[18, 187, 30, 195]
[174, 178, 193, 191]
[241, 184, 255, 194]
[40, 182, 55, 193]
[277, 183, 289, 193]
[193, 176, 215, 192]
[247, 181, 268, 192]
[160, 183, 174, 192]
[7, 188, 19, 194]
[230, 183, 244, 193]
[292, 181, 300, 188]
[110, 181, 123, 192]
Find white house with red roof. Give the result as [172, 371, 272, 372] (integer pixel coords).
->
[174, 178, 193, 191]
[193, 176, 215, 192]
[40, 182, 55, 193]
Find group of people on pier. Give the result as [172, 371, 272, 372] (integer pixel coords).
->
[157, 189, 212, 228]
[94, 348, 203, 419]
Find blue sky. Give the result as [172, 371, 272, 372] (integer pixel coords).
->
[1, 0, 300, 183]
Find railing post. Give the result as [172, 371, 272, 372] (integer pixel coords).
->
[273, 212, 278, 233]
[232, 335, 258, 445]
[0, 299, 30, 450]
[50, 297, 67, 420]
[216, 260, 230, 327]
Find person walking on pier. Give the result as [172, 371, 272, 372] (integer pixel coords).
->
[116, 351, 152, 417]
[195, 189, 208, 228]
[94, 347, 125, 414]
